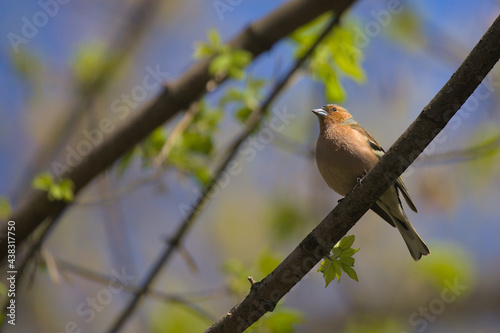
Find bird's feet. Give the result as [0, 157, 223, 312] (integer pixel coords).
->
[357, 170, 368, 184]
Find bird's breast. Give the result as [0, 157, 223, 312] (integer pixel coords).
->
[315, 128, 378, 196]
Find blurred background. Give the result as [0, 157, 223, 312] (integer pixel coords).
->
[0, 0, 499, 332]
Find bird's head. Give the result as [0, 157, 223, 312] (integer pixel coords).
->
[312, 104, 353, 131]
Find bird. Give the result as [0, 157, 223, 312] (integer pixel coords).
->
[312, 104, 430, 261]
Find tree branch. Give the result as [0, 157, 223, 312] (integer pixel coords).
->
[106, 11, 348, 333]
[2, 0, 355, 262]
[205, 14, 500, 333]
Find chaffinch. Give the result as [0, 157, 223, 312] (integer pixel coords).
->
[313, 104, 430, 261]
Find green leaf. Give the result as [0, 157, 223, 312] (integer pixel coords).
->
[208, 28, 222, 49]
[218, 88, 244, 107]
[193, 43, 214, 59]
[33, 173, 74, 202]
[59, 179, 75, 202]
[290, 16, 365, 102]
[183, 132, 213, 155]
[0, 197, 12, 220]
[338, 234, 355, 248]
[332, 260, 342, 282]
[71, 41, 107, 85]
[32, 173, 53, 191]
[329, 27, 365, 82]
[324, 70, 345, 102]
[339, 256, 355, 267]
[208, 48, 251, 79]
[228, 66, 245, 80]
[231, 49, 252, 67]
[235, 107, 252, 123]
[218, 77, 265, 123]
[193, 165, 212, 186]
[47, 178, 75, 202]
[209, 53, 233, 76]
[141, 127, 167, 162]
[341, 264, 359, 282]
[330, 246, 342, 258]
[116, 148, 136, 176]
[339, 247, 358, 258]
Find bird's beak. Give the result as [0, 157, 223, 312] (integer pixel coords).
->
[312, 108, 327, 117]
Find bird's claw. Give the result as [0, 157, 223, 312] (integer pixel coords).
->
[357, 170, 368, 184]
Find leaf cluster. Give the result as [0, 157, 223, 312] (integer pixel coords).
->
[318, 235, 359, 287]
[32, 173, 75, 202]
[291, 14, 365, 101]
[194, 28, 252, 80]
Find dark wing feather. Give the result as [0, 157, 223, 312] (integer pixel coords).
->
[395, 177, 418, 212]
[370, 203, 396, 227]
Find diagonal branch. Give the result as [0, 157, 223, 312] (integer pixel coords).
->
[106, 11, 348, 333]
[2, 0, 356, 262]
[205, 14, 500, 333]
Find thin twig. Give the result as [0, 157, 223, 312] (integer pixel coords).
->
[154, 102, 200, 168]
[272, 130, 500, 166]
[75, 104, 201, 206]
[273, 132, 315, 159]
[0, 214, 59, 317]
[54, 259, 219, 323]
[419, 133, 500, 165]
[106, 11, 345, 333]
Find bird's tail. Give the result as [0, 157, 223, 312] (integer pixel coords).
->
[393, 218, 430, 261]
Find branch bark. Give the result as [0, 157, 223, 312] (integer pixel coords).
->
[1, 0, 355, 260]
[205, 14, 500, 333]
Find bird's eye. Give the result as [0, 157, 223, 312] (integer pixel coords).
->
[331, 106, 337, 112]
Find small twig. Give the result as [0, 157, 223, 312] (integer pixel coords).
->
[247, 276, 257, 286]
[54, 259, 218, 323]
[153, 103, 200, 168]
[173, 240, 198, 274]
[74, 172, 161, 206]
[273, 129, 500, 166]
[74, 105, 200, 207]
[419, 133, 500, 165]
[1, 213, 60, 316]
[273, 132, 315, 159]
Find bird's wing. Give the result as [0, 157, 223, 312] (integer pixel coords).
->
[349, 123, 385, 157]
[350, 123, 418, 213]
[395, 177, 418, 213]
